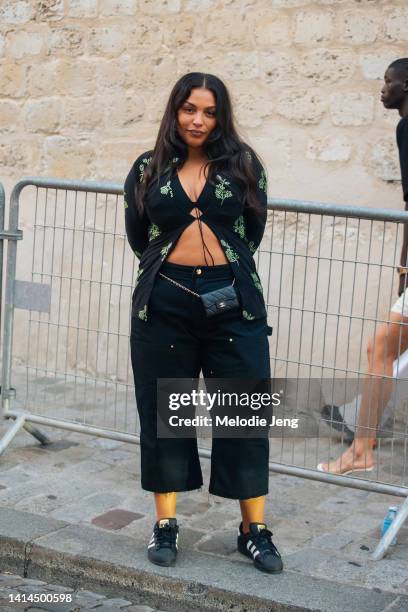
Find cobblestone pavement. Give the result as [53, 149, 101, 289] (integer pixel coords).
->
[0, 571, 169, 612]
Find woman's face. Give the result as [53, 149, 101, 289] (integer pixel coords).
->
[177, 87, 217, 149]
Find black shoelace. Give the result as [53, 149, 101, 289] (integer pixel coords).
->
[252, 528, 281, 557]
[155, 524, 177, 548]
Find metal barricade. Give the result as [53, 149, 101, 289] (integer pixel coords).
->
[1, 177, 408, 560]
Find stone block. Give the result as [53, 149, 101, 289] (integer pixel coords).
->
[359, 50, 400, 81]
[139, 0, 181, 14]
[126, 19, 163, 51]
[42, 136, 94, 179]
[204, 11, 249, 47]
[62, 97, 103, 131]
[27, 60, 59, 97]
[24, 98, 61, 133]
[386, 8, 408, 42]
[88, 27, 127, 56]
[35, 0, 64, 21]
[270, 0, 310, 6]
[0, 1, 33, 24]
[217, 52, 259, 81]
[369, 137, 400, 182]
[330, 93, 374, 126]
[0, 101, 21, 133]
[163, 14, 202, 47]
[101, 90, 144, 131]
[49, 26, 85, 56]
[67, 0, 98, 18]
[299, 49, 355, 84]
[0, 64, 26, 98]
[56, 60, 96, 97]
[276, 91, 326, 125]
[295, 11, 333, 44]
[259, 51, 296, 85]
[99, 0, 138, 15]
[340, 11, 380, 45]
[307, 137, 352, 162]
[185, 0, 217, 10]
[247, 12, 291, 48]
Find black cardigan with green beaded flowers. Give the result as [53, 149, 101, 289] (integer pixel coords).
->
[124, 151, 268, 322]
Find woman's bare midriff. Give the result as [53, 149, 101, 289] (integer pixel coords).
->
[166, 210, 229, 266]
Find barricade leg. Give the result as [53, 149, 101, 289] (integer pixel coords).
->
[0, 413, 51, 455]
[372, 496, 408, 560]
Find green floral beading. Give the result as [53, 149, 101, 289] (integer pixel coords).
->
[247, 241, 257, 254]
[243, 310, 255, 321]
[160, 242, 172, 261]
[123, 189, 128, 209]
[245, 151, 252, 162]
[220, 239, 239, 264]
[233, 215, 246, 240]
[251, 272, 263, 294]
[215, 175, 232, 205]
[135, 268, 144, 288]
[138, 305, 147, 321]
[160, 180, 173, 198]
[258, 170, 267, 194]
[139, 156, 152, 183]
[148, 223, 161, 241]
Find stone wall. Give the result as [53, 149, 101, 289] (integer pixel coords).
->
[1, 0, 408, 383]
[1, 0, 407, 205]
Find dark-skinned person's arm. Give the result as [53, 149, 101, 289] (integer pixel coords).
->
[397, 118, 408, 295]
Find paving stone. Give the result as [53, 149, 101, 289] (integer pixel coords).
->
[42, 585, 73, 593]
[17, 585, 50, 594]
[386, 596, 408, 611]
[89, 600, 133, 610]
[176, 498, 211, 517]
[196, 529, 237, 556]
[43, 441, 79, 452]
[178, 527, 206, 550]
[308, 531, 355, 550]
[25, 603, 77, 612]
[364, 559, 408, 591]
[50, 493, 125, 523]
[92, 509, 144, 530]
[123, 606, 154, 612]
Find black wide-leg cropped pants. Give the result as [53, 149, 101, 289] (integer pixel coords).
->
[130, 262, 272, 500]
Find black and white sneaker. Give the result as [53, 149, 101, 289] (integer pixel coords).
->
[237, 522, 283, 574]
[147, 518, 179, 567]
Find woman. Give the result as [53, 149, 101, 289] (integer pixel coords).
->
[124, 72, 282, 574]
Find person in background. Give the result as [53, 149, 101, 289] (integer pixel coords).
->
[318, 58, 408, 475]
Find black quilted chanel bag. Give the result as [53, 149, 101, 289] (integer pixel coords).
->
[158, 272, 240, 318]
[200, 283, 240, 317]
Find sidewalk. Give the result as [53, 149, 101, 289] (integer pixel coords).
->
[0, 420, 407, 612]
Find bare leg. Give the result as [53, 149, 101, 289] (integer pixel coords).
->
[154, 492, 177, 520]
[320, 312, 408, 474]
[239, 496, 265, 533]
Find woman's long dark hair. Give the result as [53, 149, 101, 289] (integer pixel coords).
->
[136, 72, 265, 215]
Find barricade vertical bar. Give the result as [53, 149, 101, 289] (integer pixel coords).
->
[0, 183, 50, 452]
[0, 183, 5, 356]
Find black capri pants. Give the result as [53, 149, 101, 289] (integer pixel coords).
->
[130, 261, 272, 500]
